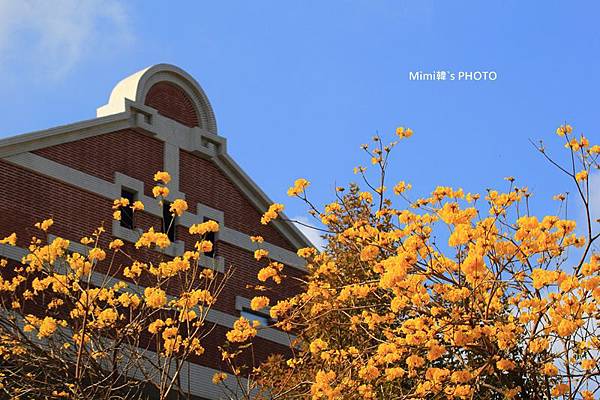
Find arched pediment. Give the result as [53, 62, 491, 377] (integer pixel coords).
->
[97, 64, 217, 133]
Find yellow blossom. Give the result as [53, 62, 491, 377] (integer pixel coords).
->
[212, 372, 227, 384]
[250, 235, 264, 243]
[88, 247, 106, 262]
[153, 171, 171, 184]
[108, 239, 124, 250]
[254, 249, 269, 261]
[556, 124, 573, 136]
[396, 126, 413, 138]
[189, 220, 220, 235]
[38, 316, 58, 338]
[144, 287, 167, 309]
[152, 185, 170, 198]
[261, 203, 284, 225]
[250, 296, 270, 311]
[35, 218, 54, 232]
[226, 317, 257, 343]
[169, 199, 188, 216]
[148, 319, 165, 334]
[131, 200, 144, 211]
[359, 245, 379, 261]
[575, 170, 588, 181]
[287, 178, 310, 197]
[496, 359, 516, 371]
[310, 338, 328, 354]
[393, 181, 412, 195]
[0, 233, 17, 246]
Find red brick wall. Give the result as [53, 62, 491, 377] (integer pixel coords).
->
[2, 121, 305, 377]
[33, 129, 164, 198]
[0, 158, 296, 370]
[145, 82, 199, 128]
[32, 130, 297, 254]
[0, 156, 302, 312]
[0, 158, 116, 241]
[179, 149, 296, 251]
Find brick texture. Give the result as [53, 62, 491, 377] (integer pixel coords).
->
[145, 82, 199, 128]
[0, 126, 303, 374]
[179, 149, 296, 251]
[33, 129, 164, 198]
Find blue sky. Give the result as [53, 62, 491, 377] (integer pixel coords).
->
[0, 1, 598, 246]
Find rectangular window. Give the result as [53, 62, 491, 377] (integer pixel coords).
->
[203, 217, 216, 258]
[162, 201, 176, 242]
[120, 189, 135, 229]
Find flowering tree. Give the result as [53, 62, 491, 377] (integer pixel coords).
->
[220, 125, 600, 399]
[0, 172, 228, 399]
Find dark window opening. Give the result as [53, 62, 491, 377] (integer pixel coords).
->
[120, 189, 135, 229]
[204, 217, 216, 258]
[162, 201, 176, 242]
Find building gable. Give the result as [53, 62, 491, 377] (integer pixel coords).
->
[0, 64, 311, 252]
[0, 64, 311, 399]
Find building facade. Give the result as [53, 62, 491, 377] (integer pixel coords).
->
[0, 64, 310, 399]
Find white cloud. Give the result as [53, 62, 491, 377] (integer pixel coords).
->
[293, 216, 326, 250]
[0, 0, 132, 80]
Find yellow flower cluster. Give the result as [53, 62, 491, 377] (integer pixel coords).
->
[555, 124, 573, 136]
[34, 218, 54, 232]
[233, 126, 600, 399]
[254, 249, 269, 261]
[395, 126, 413, 138]
[212, 372, 227, 384]
[0, 170, 225, 398]
[225, 317, 258, 343]
[250, 296, 269, 311]
[144, 287, 167, 309]
[257, 262, 283, 284]
[169, 199, 188, 216]
[287, 178, 310, 197]
[0, 233, 16, 246]
[135, 227, 170, 249]
[22, 237, 70, 272]
[153, 171, 171, 184]
[261, 203, 284, 225]
[189, 220, 220, 235]
[24, 315, 63, 339]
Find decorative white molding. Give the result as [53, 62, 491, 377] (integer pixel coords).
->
[3, 153, 305, 270]
[96, 64, 218, 134]
[0, 113, 131, 159]
[164, 142, 180, 193]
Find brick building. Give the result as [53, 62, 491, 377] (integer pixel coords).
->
[0, 64, 310, 399]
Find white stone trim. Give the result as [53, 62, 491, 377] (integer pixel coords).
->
[0, 113, 131, 159]
[164, 142, 180, 193]
[96, 64, 218, 134]
[3, 152, 305, 270]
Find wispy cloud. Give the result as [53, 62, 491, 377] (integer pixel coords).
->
[293, 216, 326, 250]
[0, 0, 132, 80]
